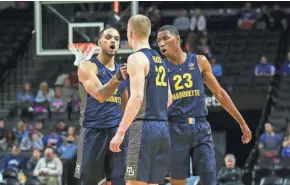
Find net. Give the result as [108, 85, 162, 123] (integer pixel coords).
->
[68, 43, 98, 67]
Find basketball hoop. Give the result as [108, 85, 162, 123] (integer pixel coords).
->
[68, 43, 98, 67]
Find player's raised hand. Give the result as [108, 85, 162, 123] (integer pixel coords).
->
[240, 123, 252, 144]
[116, 63, 127, 81]
[110, 132, 124, 152]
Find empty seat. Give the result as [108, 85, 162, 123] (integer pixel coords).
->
[274, 159, 290, 178]
[259, 175, 284, 185]
[254, 158, 274, 183]
[50, 112, 68, 121]
[284, 177, 290, 185]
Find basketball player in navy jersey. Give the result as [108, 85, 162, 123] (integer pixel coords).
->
[110, 15, 172, 185]
[156, 25, 252, 185]
[75, 27, 128, 185]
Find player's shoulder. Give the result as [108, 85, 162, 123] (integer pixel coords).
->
[78, 60, 98, 76]
[127, 52, 148, 66]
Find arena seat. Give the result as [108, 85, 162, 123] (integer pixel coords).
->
[259, 175, 284, 185]
[4, 178, 21, 185]
[50, 112, 68, 121]
[274, 159, 290, 178]
[284, 177, 290, 185]
[2, 169, 18, 179]
[253, 158, 274, 183]
[25, 177, 41, 185]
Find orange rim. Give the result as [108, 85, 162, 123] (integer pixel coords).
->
[67, 43, 96, 49]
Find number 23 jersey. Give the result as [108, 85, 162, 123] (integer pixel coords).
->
[165, 53, 208, 118]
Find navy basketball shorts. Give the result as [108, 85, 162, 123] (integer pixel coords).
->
[74, 126, 125, 185]
[169, 117, 217, 185]
[124, 120, 170, 184]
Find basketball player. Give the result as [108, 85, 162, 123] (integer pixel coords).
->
[156, 25, 252, 185]
[109, 15, 172, 185]
[75, 27, 128, 185]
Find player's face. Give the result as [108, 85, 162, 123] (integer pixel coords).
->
[99, 29, 120, 57]
[157, 30, 180, 57]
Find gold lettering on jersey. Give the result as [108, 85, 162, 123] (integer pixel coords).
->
[152, 56, 162, 63]
[172, 90, 200, 100]
[105, 96, 121, 104]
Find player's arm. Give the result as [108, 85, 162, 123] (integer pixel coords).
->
[117, 53, 146, 135]
[120, 88, 129, 113]
[197, 55, 252, 143]
[168, 81, 173, 108]
[78, 61, 121, 103]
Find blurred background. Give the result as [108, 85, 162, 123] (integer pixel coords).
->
[0, 1, 290, 185]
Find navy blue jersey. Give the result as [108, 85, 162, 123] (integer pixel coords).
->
[79, 58, 127, 128]
[127, 48, 168, 121]
[165, 53, 208, 119]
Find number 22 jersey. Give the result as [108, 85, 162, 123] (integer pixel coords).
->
[127, 48, 169, 121]
[165, 53, 208, 120]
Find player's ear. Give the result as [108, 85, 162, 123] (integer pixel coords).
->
[176, 35, 181, 44]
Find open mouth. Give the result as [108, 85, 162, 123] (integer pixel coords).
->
[110, 45, 116, 50]
[161, 49, 167, 54]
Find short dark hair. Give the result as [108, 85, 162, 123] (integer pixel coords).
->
[158, 25, 180, 36]
[98, 27, 119, 40]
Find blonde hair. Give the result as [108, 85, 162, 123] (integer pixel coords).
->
[128, 14, 151, 38]
[40, 81, 49, 94]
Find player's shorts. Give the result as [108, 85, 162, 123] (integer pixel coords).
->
[74, 126, 125, 185]
[168, 116, 217, 185]
[124, 120, 170, 184]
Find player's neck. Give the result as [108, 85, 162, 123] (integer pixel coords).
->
[97, 53, 115, 68]
[132, 40, 150, 52]
[167, 51, 187, 65]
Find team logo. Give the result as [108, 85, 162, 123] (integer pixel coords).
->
[188, 63, 195, 70]
[126, 166, 135, 176]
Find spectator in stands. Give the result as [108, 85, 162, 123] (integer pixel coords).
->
[254, 55, 275, 76]
[68, 71, 79, 87]
[67, 126, 78, 143]
[43, 128, 63, 150]
[190, 8, 207, 32]
[27, 149, 42, 171]
[145, 3, 162, 29]
[217, 154, 244, 185]
[0, 144, 25, 173]
[17, 82, 35, 118]
[20, 129, 44, 151]
[256, 5, 271, 30]
[56, 120, 67, 137]
[281, 125, 290, 158]
[209, 55, 223, 79]
[197, 36, 211, 56]
[71, 92, 81, 113]
[0, 119, 7, 151]
[173, 9, 190, 32]
[34, 119, 45, 139]
[49, 87, 67, 113]
[6, 131, 16, 149]
[173, 8, 190, 45]
[237, 2, 258, 30]
[58, 135, 77, 160]
[280, 52, 290, 75]
[33, 147, 63, 185]
[270, 4, 287, 30]
[13, 120, 28, 143]
[35, 81, 54, 113]
[259, 122, 282, 157]
[62, 77, 76, 111]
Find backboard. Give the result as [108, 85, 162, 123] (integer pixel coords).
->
[34, 1, 138, 56]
